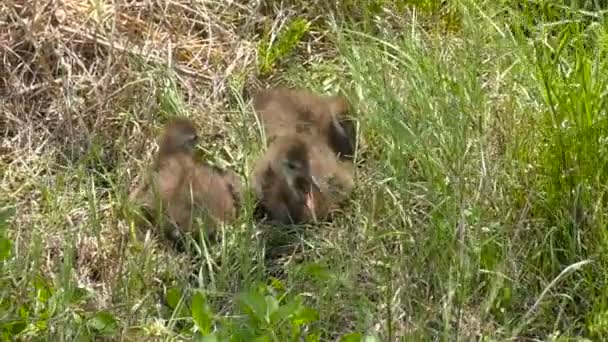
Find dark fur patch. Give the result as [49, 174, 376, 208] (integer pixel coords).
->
[284, 139, 309, 163]
[329, 117, 357, 160]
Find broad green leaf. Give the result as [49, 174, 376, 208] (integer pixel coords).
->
[269, 298, 300, 323]
[224, 326, 256, 341]
[166, 287, 182, 309]
[292, 307, 319, 325]
[88, 311, 118, 335]
[238, 291, 267, 322]
[192, 292, 213, 334]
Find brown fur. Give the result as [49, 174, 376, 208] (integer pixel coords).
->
[252, 134, 354, 225]
[253, 87, 357, 161]
[130, 118, 242, 246]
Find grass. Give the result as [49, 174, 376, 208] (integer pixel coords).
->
[1, 0, 608, 340]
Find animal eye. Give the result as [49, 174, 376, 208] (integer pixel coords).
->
[183, 134, 197, 144]
[287, 161, 299, 170]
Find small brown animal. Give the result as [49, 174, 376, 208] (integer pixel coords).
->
[253, 87, 357, 161]
[251, 134, 354, 225]
[130, 118, 242, 247]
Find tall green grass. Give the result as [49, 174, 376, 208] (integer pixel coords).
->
[300, 0, 607, 338]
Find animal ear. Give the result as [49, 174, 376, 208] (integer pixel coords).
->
[328, 117, 356, 160]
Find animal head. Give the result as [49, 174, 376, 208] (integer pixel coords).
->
[268, 136, 320, 198]
[158, 117, 199, 157]
[253, 86, 357, 160]
[254, 136, 321, 224]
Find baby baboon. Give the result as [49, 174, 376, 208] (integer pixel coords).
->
[253, 87, 357, 161]
[251, 134, 354, 225]
[130, 118, 242, 248]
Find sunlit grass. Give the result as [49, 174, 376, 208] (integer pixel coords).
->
[1, 0, 607, 340]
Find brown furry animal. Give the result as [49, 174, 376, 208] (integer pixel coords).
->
[253, 87, 357, 161]
[130, 118, 242, 247]
[251, 134, 355, 225]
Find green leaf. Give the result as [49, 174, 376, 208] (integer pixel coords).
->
[3, 321, 27, 336]
[18, 305, 29, 319]
[269, 298, 300, 323]
[71, 286, 91, 304]
[192, 292, 214, 334]
[300, 263, 334, 282]
[292, 307, 319, 326]
[265, 296, 279, 317]
[88, 311, 118, 335]
[238, 291, 267, 323]
[224, 326, 256, 341]
[166, 287, 182, 309]
[0, 237, 11, 261]
[339, 332, 363, 342]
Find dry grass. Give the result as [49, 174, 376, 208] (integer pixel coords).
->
[1, 0, 267, 316]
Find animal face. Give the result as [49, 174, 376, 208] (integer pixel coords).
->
[160, 118, 199, 155]
[272, 137, 320, 196]
[252, 136, 323, 224]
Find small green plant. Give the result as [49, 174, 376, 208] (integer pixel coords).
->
[87, 311, 119, 336]
[234, 284, 319, 341]
[160, 280, 355, 341]
[191, 291, 215, 338]
[258, 18, 311, 76]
